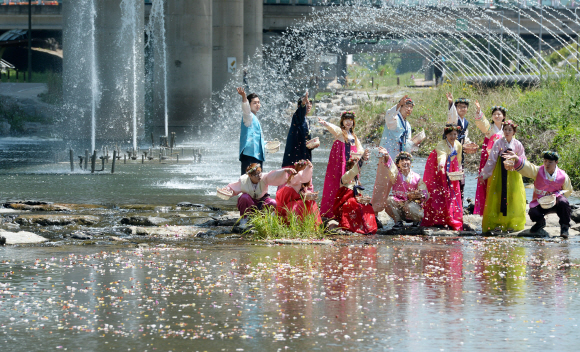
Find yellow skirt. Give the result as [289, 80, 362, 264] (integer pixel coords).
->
[481, 159, 527, 232]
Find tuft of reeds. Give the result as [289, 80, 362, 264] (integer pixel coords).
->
[245, 206, 326, 240]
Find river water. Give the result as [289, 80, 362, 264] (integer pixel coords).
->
[1, 136, 580, 351]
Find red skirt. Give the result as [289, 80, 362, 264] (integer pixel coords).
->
[276, 186, 322, 225]
[333, 187, 377, 235]
[421, 150, 463, 231]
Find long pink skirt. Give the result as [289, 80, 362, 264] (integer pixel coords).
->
[421, 150, 463, 231]
[473, 134, 501, 215]
[320, 140, 357, 218]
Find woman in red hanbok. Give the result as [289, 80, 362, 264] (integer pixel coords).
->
[276, 159, 322, 224]
[317, 112, 366, 218]
[332, 150, 377, 234]
[421, 124, 463, 231]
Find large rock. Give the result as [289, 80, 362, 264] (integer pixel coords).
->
[15, 214, 99, 226]
[571, 208, 580, 223]
[0, 230, 47, 244]
[4, 201, 71, 212]
[120, 216, 167, 226]
[341, 96, 353, 105]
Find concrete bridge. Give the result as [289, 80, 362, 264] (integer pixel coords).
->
[1, 1, 579, 141]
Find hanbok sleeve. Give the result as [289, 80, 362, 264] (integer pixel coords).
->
[474, 110, 493, 138]
[435, 141, 448, 168]
[560, 175, 573, 198]
[290, 165, 313, 185]
[340, 163, 360, 186]
[262, 169, 290, 187]
[514, 158, 539, 179]
[382, 154, 398, 182]
[355, 136, 364, 154]
[514, 139, 526, 159]
[481, 139, 502, 180]
[447, 104, 458, 125]
[323, 121, 344, 141]
[227, 180, 243, 196]
[455, 140, 463, 166]
[385, 105, 400, 130]
[242, 101, 252, 128]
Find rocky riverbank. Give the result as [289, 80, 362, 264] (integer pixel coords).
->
[1, 200, 579, 246]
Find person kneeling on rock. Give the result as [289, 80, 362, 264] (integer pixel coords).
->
[503, 150, 573, 238]
[378, 147, 428, 228]
[219, 163, 296, 227]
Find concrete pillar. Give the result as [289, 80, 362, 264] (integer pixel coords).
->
[166, 0, 212, 135]
[213, 0, 244, 93]
[243, 0, 262, 62]
[94, 0, 145, 144]
[62, 0, 92, 140]
[62, 0, 145, 144]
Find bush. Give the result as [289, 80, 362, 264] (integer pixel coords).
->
[246, 206, 326, 240]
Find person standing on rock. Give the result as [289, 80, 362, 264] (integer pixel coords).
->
[282, 92, 317, 168]
[318, 111, 366, 218]
[371, 95, 417, 227]
[503, 150, 573, 239]
[237, 87, 266, 175]
[446, 93, 471, 199]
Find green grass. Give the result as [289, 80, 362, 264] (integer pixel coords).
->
[245, 206, 326, 240]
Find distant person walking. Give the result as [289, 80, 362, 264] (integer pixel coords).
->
[237, 87, 266, 175]
[433, 51, 445, 86]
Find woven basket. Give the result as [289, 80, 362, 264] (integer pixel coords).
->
[306, 137, 320, 149]
[411, 130, 426, 145]
[447, 171, 464, 181]
[463, 143, 479, 154]
[216, 187, 233, 200]
[303, 191, 319, 201]
[538, 194, 556, 209]
[265, 139, 281, 153]
[356, 195, 372, 205]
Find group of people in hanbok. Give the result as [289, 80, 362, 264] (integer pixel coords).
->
[219, 86, 573, 238]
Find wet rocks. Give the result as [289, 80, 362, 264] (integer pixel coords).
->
[126, 225, 200, 237]
[0, 230, 48, 244]
[0, 235, 5, 245]
[71, 232, 93, 240]
[571, 208, 580, 223]
[4, 201, 71, 212]
[177, 202, 220, 211]
[15, 214, 100, 226]
[120, 216, 167, 226]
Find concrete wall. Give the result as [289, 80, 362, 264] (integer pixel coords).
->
[213, 0, 243, 93]
[166, 0, 212, 135]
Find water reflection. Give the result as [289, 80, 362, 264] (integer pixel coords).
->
[2, 238, 580, 350]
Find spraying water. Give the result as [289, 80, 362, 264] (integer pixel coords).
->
[147, 0, 169, 137]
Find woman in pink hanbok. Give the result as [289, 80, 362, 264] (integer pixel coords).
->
[421, 124, 463, 231]
[473, 102, 506, 215]
[221, 163, 296, 217]
[318, 112, 366, 218]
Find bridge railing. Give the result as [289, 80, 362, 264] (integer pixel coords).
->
[262, 0, 579, 8]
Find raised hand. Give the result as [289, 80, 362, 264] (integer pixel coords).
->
[302, 91, 309, 106]
[501, 150, 518, 161]
[284, 168, 297, 176]
[236, 87, 248, 103]
[306, 159, 313, 168]
[317, 117, 328, 126]
[474, 100, 481, 114]
[397, 94, 409, 109]
[446, 92, 453, 104]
